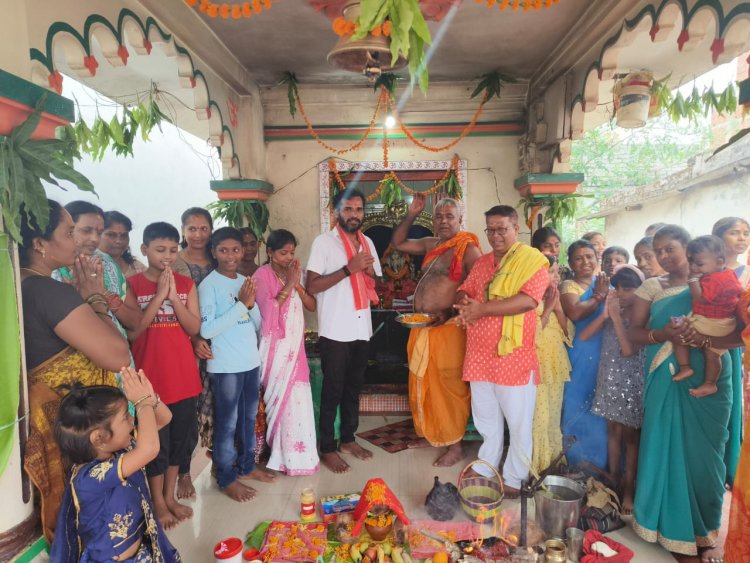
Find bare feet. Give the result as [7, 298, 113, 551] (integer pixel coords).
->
[339, 441, 373, 460]
[176, 473, 196, 499]
[700, 545, 724, 563]
[238, 467, 277, 483]
[221, 480, 257, 502]
[321, 452, 351, 474]
[672, 365, 694, 381]
[690, 383, 718, 398]
[153, 502, 180, 530]
[433, 443, 464, 467]
[406, 438, 430, 449]
[621, 482, 634, 516]
[166, 498, 193, 521]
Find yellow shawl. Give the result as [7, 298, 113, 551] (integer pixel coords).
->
[487, 242, 549, 356]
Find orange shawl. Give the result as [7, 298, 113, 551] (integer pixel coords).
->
[422, 231, 480, 282]
[337, 226, 378, 310]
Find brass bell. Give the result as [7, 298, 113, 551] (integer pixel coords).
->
[327, 2, 407, 77]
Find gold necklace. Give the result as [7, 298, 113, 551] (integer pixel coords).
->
[20, 267, 50, 277]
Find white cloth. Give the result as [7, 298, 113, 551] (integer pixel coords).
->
[471, 373, 537, 488]
[306, 228, 382, 342]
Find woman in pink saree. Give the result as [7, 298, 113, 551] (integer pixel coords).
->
[253, 230, 320, 475]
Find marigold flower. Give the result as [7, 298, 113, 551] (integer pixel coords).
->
[242, 2, 252, 16]
[207, 3, 219, 17]
[220, 3, 231, 18]
[253, 0, 262, 13]
[185, 0, 199, 6]
[332, 17, 348, 35]
[371, 25, 382, 37]
[199, 0, 210, 12]
[382, 20, 392, 36]
[232, 4, 242, 18]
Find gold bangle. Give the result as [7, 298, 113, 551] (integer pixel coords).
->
[132, 394, 152, 409]
[136, 403, 156, 416]
[277, 291, 288, 299]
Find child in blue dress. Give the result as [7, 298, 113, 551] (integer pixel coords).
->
[50, 367, 181, 562]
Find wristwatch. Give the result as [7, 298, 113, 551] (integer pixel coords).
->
[342, 265, 352, 277]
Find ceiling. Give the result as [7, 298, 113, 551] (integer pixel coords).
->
[196, 0, 595, 87]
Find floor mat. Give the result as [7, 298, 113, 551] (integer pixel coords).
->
[357, 419, 482, 454]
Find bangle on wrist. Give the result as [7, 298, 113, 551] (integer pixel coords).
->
[153, 394, 161, 408]
[132, 394, 152, 409]
[342, 265, 352, 277]
[136, 403, 156, 416]
[688, 277, 700, 284]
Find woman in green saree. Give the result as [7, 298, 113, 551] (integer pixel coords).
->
[629, 225, 740, 561]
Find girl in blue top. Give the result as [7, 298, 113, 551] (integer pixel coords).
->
[51, 368, 181, 562]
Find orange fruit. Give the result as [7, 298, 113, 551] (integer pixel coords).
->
[433, 552, 449, 563]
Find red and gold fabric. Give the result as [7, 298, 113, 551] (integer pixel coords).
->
[351, 478, 410, 536]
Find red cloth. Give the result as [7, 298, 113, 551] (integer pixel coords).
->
[458, 254, 549, 385]
[693, 269, 743, 319]
[351, 478, 410, 536]
[422, 231, 480, 282]
[129, 272, 202, 405]
[336, 225, 378, 310]
[580, 530, 633, 563]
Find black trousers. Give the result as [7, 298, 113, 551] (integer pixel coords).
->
[318, 337, 370, 454]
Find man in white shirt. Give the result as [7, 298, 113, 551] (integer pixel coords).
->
[306, 189, 382, 474]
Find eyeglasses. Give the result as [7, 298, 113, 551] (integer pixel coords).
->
[484, 227, 513, 237]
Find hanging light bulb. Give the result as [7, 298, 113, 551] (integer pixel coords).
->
[384, 114, 396, 129]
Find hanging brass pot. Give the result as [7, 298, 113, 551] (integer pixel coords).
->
[327, 2, 407, 77]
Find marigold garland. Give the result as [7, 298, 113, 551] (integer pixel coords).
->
[187, 0, 273, 19]
[297, 88, 386, 155]
[477, 0, 559, 10]
[385, 92, 488, 153]
[333, 17, 391, 37]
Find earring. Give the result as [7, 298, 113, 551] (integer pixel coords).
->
[35, 247, 46, 258]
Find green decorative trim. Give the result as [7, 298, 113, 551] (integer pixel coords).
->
[513, 173, 584, 189]
[28, 9, 240, 173]
[0, 69, 73, 122]
[11, 536, 49, 563]
[210, 179, 274, 192]
[573, 0, 750, 119]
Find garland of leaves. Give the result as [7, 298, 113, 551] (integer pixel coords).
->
[206, 198, 270, 240]
[649, 77, 738, 124]
[63, 93, 171, 161]
[0, 96, 94, 242]
[518, 193, 591, 230]
[328, 155, 462, 208]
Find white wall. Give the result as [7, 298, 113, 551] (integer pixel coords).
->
[603, 181, 750, 261]
[45, 79, 221, 247]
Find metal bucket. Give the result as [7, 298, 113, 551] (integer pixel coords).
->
[533, 476, 586, 539]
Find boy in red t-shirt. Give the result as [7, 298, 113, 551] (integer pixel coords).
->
[672, 235, 743, 397]
[128, 222, 203, 530]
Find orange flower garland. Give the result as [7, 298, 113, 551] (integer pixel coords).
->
[477, 0, 559, 10]
[385, 92, 488, 153]
[333, 18, 391, 37]
[187, 0, 273, 19]
[297, 88, 387, 155]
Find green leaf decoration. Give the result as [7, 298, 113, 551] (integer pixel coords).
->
[471, 71, 516, 100]
[280, 72, 299, 118]
[649, 76, 738, 124]
[1, 97, 96, 242]
[374, 73, 401, 98]
[206, 199, 270, 241]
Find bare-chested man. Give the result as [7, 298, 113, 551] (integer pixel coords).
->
[392, 195, 481, 466]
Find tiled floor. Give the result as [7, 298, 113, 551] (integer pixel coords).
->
[163, 416, 684, 563]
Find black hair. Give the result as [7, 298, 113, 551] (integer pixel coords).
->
[103, 211, 136, 266]
[484, 205, 518, 221]
[142, 222, 180, 246]
[652, 224, 691, 247]
[333, 188, 366, 211]
[54, 384, 127, 465]
[611, 268, 643, 289]
[238, 227, 257, 241]
[567, 239, 596, 262]
[687, 235, 726, 262]
[582, 231, 604, 242]
[531, 227, 561, 251]
[19, 199, 65, 267]
[634, 236, 654, 251]
[546, 255, 559, 267]
[211, 226, 243, 248]
[712, 216, 749, 240]
[602, 245, 630, 263]
[65, 200, 104, 223]
[179, 207, 213, 249]
[267, 229, 298, 252]
[645, 222, 667, 235]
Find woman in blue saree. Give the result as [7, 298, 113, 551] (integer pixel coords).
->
[560, 240, 610, 469]
[629, 225, 739, 560]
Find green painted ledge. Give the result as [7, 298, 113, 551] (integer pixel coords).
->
[0, 69, 74, 122]
[210, 179, 274, 193]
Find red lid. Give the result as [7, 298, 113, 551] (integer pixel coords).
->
[214, 537, 243, 559]
[243, 548, 261, 561]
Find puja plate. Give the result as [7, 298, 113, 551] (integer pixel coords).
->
[395, 312, 438, 328]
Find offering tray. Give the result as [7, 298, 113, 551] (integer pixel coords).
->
[395, 313, 437, 328]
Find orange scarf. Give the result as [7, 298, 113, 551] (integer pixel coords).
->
[422, 231, 480, 282]
[337, 226, 379, 310]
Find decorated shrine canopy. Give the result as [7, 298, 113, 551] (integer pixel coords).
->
[352, 478, 410, 536]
